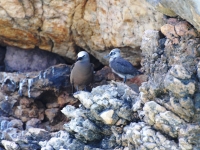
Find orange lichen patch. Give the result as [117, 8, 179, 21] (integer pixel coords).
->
[3, 40, 35, 49]
[175, 21, 190, 36]
[161, 24, 178, 40]
[0, 27, 39, 44]
[175, 21, 197, 38]
[38, 36, 53, 51]
[57, 91, 79, 108]
[44, 32, 68, 44]
[0, 19, 13, 27]
[187, 28, 197, 37]
[99, 7, 107, 15]
[42, 19, 69, 43]
[0, 25, 40, 49]
[122, 7, 133, 22]
[49, 26, 68, 38]
[129, 75, 147, 86]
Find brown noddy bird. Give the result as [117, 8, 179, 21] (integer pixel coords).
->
[70, 51, 94, 92]
[105, 48, 142, 83]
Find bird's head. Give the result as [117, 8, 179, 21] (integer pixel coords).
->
[77, 51, 90, 62]
[105, 48, 121, 60]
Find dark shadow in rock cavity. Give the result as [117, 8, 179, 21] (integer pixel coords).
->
[4, 46, 66, 72]
[0, 46, 6, 71]
[36, 90, 57, 106]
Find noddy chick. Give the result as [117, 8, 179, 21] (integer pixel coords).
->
[70, 51, 94, 92]
[105, 48, 142, 83]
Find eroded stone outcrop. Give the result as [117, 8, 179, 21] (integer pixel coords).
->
[45, 81, 141, 149]
[139, 19, 200, 149]
[39, 19, 200, 150]
[123, 122, 179, 149]
[0, 0, 200, 66]
[0, 0, 164, 65]
[40, 81, 182, 150]
[0, 64, 74, 132]
[147, 0, 200, 31]
[0, 64, 79, 149]
[1, 18, 200, 150]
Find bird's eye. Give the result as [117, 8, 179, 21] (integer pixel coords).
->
[110, 52, 114, 56]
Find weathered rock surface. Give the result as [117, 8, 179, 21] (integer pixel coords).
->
[38, 19, 200, 150]
[0, 64, 79, 149]
[0, 120, 51, 150]
[1, 64, 71, 98]
[139, 18, 200, 149]
[48, 81, 141, 149]
[0, 64, 74, 132]
[41, 81, 183, 150]
[1, 18, 200, 150]
[147, 0, 200, 31]
[0, 0, 164, 65]
[123, 122, 179, 149]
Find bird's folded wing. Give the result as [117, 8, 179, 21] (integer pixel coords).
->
[110, 57, 138, 75]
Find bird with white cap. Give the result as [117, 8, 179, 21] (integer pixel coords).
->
[105, 48, 142, 83]
[70, 51, 94, 92]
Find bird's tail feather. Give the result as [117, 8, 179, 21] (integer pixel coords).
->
[137, 70, 143, 75]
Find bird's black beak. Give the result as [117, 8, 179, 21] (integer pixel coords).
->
[104, 54, 110, 59]
[76, 55, 84, 61]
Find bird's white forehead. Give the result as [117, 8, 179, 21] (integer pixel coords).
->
[78, 51, 88, 57]
[110, 48, 120, 54]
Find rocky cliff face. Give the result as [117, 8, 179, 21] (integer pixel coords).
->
[0, 18, 200, 149]
[0, 0, 200, 150]
[0, 0, 200, 65]
[147, 0, 200, 31]
[0, 0, 164, 65]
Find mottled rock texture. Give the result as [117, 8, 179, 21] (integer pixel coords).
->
[0, 64, 74, 131]
[51, 81, 180, 150]
[0, 121, 51, 150]
[40, 19, 200, 150]
[147, 0, 200, 31]
[0, 0, 164, 65]
[0, 64, 80, 149]
[59, 81, 140, 149]
[139, 19, 200, 149]
[1, 18, 200, 150]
